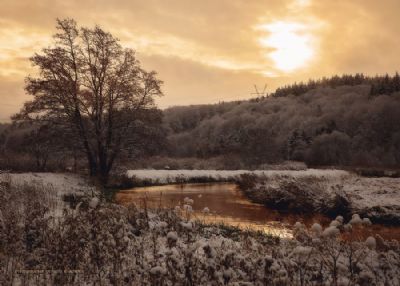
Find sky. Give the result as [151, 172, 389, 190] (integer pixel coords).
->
[1, 0, 400, 121]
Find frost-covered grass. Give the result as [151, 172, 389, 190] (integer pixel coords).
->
[125, 169, 349, 186]
[239, 171, 400, 225]
[0, 172, 97, 217]
[1, 172, 399, 285]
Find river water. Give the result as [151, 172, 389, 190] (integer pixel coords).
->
[116, 182, 400, 240]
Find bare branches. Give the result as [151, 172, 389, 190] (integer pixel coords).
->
[14, 18, 163, 184]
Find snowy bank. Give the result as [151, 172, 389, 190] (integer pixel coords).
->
[239, 171, 400, 225]
[126, 169, 349, 185]
[345, 177, 400, 225]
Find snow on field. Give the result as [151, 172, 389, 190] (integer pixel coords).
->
[0, 172, 97, 216]
[230, 169, 400, 224]
[344, 176, 400, 220]
[127, 168, 350, 183]
[0, 172, 95, 195]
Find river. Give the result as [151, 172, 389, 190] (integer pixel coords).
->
[116, 182, 400, 240]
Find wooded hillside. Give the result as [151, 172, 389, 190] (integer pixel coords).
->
[162, 74, 400, 168]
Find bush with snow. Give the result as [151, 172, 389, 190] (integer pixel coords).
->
[1, 175, 399, 285]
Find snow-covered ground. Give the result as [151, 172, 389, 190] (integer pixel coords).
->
[234, 170, 400, 224]
[1, 171, 399, 284]
[0, 172, 95, 195]
[127, 169, 349, 184]
[0, 172, 97, 216]
[3, 170, 400, 224]
[344, 176, 400, 223]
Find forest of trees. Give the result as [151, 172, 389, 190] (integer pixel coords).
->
[2, 73, 400, 172]
[271, 73, 400, 98]
[161, 74, 400, 168]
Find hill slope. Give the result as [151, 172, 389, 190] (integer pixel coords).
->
[162, 81, 400, 168]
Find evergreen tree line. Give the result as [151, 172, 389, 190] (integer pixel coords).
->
[270, 73, 400, 98]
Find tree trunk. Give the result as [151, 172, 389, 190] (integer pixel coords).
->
[73, 152, 77, 172]
[88, 155, 97, 177]
[98, 163, 109, 185]
[97, 148, 110, 185]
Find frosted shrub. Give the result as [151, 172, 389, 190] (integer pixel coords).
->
[182, 204, 193, 213]
[174, 205, 181, 213]
[150, 265, 167, 285]
[290, 245, 314, 285]
[150, 265, 167, 275]
[294, 221, 305, 230]
[362, 218, 372, 226]
[311, 223, 322, 237]
[365, 236, 376, 250]
[183, 197, 194, 205]
[1, 181, 399, 285]
[343, 223, 352, 232]
[330, 219, 341, 227]
[323, 226, 340, 237]
[283, 216, 400, 286]
[89, 197, 100, 209]
[167, 231, 178, 247]
[336, 215, 344, 224]
[180, 221, 193, 231]
[350, 214, 363, 225]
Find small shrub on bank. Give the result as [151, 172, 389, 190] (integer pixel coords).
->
[356, 168, 400, 178]
[238, 174, 355, 219]
[237, 173, 258, 190]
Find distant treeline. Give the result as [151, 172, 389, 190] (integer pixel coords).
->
[2, 73, 400, 171]
[270, 73, 400, 98]
[0, 110, 165, 172]
[162, 74, 400, 168]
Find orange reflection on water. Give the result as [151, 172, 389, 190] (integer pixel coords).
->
[116, 183, 330, 238]
[116, 183, 400, 240]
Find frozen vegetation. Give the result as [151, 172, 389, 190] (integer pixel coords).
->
[126, 168, 348, 185]
[1, 173, 399, 285]
[0, 172, 97, 217]
[238, 171, 400, 225]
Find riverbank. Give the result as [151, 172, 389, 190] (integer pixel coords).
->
[116, 182, 400, 241]
[120, 168, 349, 187]
[122, 169, 400, 225]
[238, 171, 400, 226]
[1, 172, 399, 285]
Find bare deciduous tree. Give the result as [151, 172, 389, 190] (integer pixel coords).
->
[14, 18, 163, 184]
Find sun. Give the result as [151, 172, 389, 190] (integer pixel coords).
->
[258, 21, 314, 72]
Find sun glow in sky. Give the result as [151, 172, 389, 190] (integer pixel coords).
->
[259, 21, 315, 72]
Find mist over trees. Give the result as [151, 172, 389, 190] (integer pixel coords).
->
[162, 75, 400, 168]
